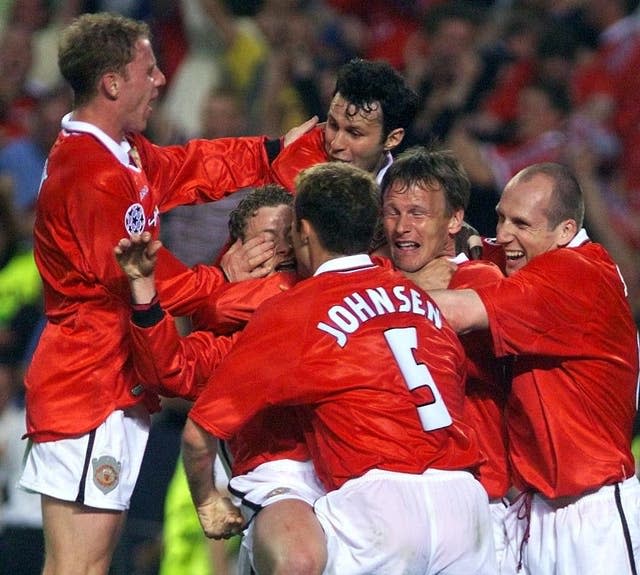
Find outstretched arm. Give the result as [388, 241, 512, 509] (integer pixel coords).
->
[182, 419, 244, 540]
[427, 288, 489, 334]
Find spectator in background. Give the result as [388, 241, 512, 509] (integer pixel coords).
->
[403, 1, 487, 145]
[0, 84, 72, 244]
[161, 86, 252, 268]
[0, 178, 43, 574]
[0, 363, 43, 575]
[449, 81, 571, 236]
[0, 24, 41, 145]
[0, 182, 42, 380]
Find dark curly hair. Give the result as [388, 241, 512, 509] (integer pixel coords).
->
[333, 58, 419, 139]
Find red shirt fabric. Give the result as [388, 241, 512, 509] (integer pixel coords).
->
[450, 257, 510, 500]
[131, 270, 309, 476]
[25, 116, 273, 442]
[476, 231, 639, 498]
[190, 255, 482, 491]
[269, 125, 328, 192]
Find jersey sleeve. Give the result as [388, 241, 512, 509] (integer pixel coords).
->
[269, 126, 328, 192]
[189, 290, 311, 439]
[191, 271, 298, 333]
[130, 310, 237, 400]
[132, 134, 273, 210]
[476, 250, 602, 357]
[154, 247, 226, 316]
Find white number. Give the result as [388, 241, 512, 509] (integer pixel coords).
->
[385, 327, 452, 431]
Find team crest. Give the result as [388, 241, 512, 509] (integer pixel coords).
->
[92, 455, 121, 494]
[124, 202, 145, 235]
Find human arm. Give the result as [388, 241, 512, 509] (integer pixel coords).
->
[427, 288, 489, 334]
[404, 257, 458, 291]
[115, 232, 237, 398]
[182, 419, 244, 540]
[114, 232, 161, 304]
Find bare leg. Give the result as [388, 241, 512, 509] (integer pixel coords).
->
[41, 495, 126, 575]
[252, 499, 327, 575]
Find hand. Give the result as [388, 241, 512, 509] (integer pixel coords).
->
[220, 233, 276, 282]
[196, 495, 244, 540]
[114, 232, 162, 280]
[408, 257, 457, 291]
[283, 115, 319, 147]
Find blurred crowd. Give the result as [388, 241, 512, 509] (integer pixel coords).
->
[1, 0, 639, 573]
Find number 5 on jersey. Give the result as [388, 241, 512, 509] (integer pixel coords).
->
[385, 327, 453, 431]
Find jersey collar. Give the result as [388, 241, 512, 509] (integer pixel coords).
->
[314, 254, 375, 276]
[61, 112, 133, 167]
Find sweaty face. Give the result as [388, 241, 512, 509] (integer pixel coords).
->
[382, 181, 462, 274]
[243, 204, 295, 274]
[119, 38, 166, 135]
[496, 173, 568, 276]
[324, 93, 389, 174]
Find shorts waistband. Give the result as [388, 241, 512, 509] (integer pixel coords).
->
[536, 475, 639, 510]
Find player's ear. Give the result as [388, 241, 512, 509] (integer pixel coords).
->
[299, 219, 312, 245]
[557, 218, 577, 247]
[448, 208, 464, 235]
[383, 128, 404, 152]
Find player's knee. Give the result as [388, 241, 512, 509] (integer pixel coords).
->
[269, 544, 326, 575]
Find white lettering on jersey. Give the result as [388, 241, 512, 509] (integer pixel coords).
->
[317, 285, 442, 348]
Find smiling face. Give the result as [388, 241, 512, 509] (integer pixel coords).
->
[324, 93, 402, 174]
[496, 172, 573, 275]
[244, 204, 295, 273]
[382, 180, 463, 274]
[118, 38, 165, 135]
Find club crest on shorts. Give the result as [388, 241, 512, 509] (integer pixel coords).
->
[124, 202, 145, 235]
[92, 455, 121, 494]
[265, 487, 291, 499]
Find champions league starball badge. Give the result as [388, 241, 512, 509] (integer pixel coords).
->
[92, 455, 121, 494]
[124, 202, 146, 235]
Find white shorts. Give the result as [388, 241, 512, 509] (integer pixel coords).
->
[501, 476, 640, 575]
[314, 468, 497, 575]
[19, 405, 150, 511]
[490, 498, 509, 572]
[230, 459, 326, 575]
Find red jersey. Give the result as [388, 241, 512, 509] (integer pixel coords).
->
[450, 257, 510, 499]
[130, 274, 308, 477]
[189, 271, 298, 333]
[25, 116, 274, 442]
[190, 255, 482, 491]
[269, 125, 328, 191]
[476, 231, 639, 498]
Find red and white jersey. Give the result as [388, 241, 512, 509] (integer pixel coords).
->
[26, 115, 273, 442]
[476, 230, 640, 498]
[450, 256, 510, 500]
[190, 255, 482, 491]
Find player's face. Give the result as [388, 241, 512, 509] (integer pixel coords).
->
[324, 93, 399, 174]
[119, 38, 165, 135]
[243, 204, 295, 274]
[495, 173, 568, 276]
[382, 180, 462, 274]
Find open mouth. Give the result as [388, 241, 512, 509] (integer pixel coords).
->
[275, 260, 297, 272]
